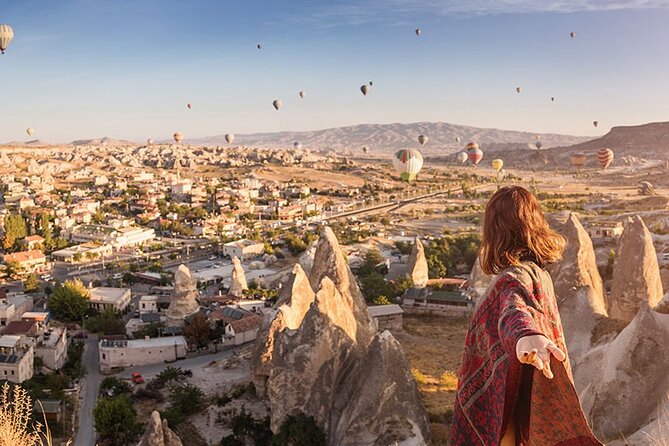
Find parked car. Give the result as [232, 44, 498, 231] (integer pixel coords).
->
[208, 255, 217, 261]
[111, 273, 123, 280]
[131, 372, 144, 384]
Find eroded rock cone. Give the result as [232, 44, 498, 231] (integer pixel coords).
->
[578, 304, 669, 441]
[252, 227, 430, 445]
[406, 237, 429, 288]
[467, 254, 494, 307]
[229, 256, 248, 297]
[137, 411, 183, 446]
[165, 264, 200, 327]
[548, 213, 607, 361]
[608, 215, 663, 322]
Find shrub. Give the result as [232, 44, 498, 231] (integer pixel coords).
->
[93, 395, 141, 445]
[272, 413, 326, 446]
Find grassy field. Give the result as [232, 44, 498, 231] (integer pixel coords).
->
[394, 313, 470, 446]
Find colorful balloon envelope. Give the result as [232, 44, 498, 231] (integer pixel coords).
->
[0, 24, 14, 54]
[393, 149, 423, 181]
[272, 99, 282, 110]
[362, 146, 369, 154]
[457, 152, 468, 164]
[491, 159, 504, 172]
[415, 28, 421, 36]
[418, 134, 428, 146]
[516, 87, 522, 93]
[299, 91, 305, 99]
[173, 132, 184, 144]
[593, 120, 598, 128]
[466, 142, 483, 165]
[225, 134, 235, 144]
[570, 153, 588, 167]
[570, 32, 576, 38]
[360, 84, 370, 96]
[597, 148, 614, 169]
[26, 128, 34, 137]
[187, 103, 192, 109]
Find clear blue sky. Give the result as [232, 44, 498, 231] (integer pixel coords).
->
[1, 0, 669, 142]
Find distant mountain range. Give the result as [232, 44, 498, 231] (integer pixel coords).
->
[186, 122, 592, 154]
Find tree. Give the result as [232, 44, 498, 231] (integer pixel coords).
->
[85, 308, 125, 335]
[183, 313, 212, 347]
[2, 213, 27, 252]
[37, 213, 52, 251]
[272, 413, 326, 446]
[49, 279, 90, 322]
[99, 376, 132, 397]
[93, 395, 141, 445]
[24, 274, 39, 293]
[4, 261, 23, 280]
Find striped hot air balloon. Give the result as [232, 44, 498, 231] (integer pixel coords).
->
[491, 159, 504, 173]
[392, 149, 423, 181]
[457, 152, 468, 164]
[466, 142, 483, 166]
[596, 148, 614, 170]
[173, 132, 184, 144]
[570, 153, 588, 168]
[0, 24, 14, 54]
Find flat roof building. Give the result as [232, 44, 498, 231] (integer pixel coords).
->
[98, 336, 187, 372]
[89, 287, 132, 313]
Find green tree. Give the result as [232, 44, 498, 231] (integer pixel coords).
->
[93, 395, 141, 445]
[37, 213, 52, 251]
[24, 273, 39, 293]
[85, 308, 125, 335]
[4, 261, 23, 280]
[49, 279, 90, 322]
[271, 413, 326, 446]
[183, 313, 212, 348]
[99, 376, 132, 397]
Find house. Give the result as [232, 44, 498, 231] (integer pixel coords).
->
[0, 293, 33, 327]
[138, 295, 158, 314]
[588, 221, 624, 240]
[98, 336, 187, 372]
[34, 400, 64, 425]
[51, 242, 113, 263]
[368, 304, 404, 331]
[64, 225, 155, 249]
[0, 335, 34, 383]
[212, 307, 263, 347]
[23, 235, 45, 251]
[33, 326, 68, 370]
[222, 239, 265, 260]
[2, 250, 48, 274]
[402, 287, 474, 317]
[89, 287, 132, 313]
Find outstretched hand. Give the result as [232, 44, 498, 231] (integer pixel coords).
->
[515, 335, 566, 380]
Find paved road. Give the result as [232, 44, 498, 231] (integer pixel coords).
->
[116, 348, 236, 380]
[74, 337, 102, 446]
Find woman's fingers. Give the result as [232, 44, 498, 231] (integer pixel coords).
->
[546, 343, 567, 362]
[541, 356, 554, 380]
[526, 349, 538, 365]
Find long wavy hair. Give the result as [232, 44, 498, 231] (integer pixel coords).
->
[480, 186, 565, 275]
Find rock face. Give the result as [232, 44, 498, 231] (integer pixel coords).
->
[548, 213, 607, 361]
[467, 254, 494, 306]
[608, 216, 663, 322]
[165, 264, 200, 327]
[252, 227, 429, 445]
[576, 304, 669, 441]
[298, 240, 318, 275]
[406, 238, 429, 288]
[229, 256, 248, 297]
[137, 411, 183, 446]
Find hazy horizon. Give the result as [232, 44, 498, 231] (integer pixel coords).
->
[2, 0, 669, 141]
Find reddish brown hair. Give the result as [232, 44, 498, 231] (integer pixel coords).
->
[480, 186, 565, 275]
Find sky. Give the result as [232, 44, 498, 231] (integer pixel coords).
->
[2, 0, 669, 142]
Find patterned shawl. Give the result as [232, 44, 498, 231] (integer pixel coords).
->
[451, 261, 602, 445]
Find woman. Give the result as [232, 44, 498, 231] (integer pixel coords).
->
[451, 186, 601, 445]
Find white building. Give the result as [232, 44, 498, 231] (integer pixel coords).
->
[367, 304, 404, 331]
[64, 225, 155, 249]
[89, 287, 132, 313]
[0, 293, 33, 328]
[222, 239, 265, 260]
[138, 295, 158, 314]
[34, 327, 68, 370]
[98, 336, 188, 372]
[0, 335, 33, 383]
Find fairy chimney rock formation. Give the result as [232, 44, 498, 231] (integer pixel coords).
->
[548, 213, 607, 361]
[252, 227, 430, 446]
[165, 264, 200, 327]
[406, 237, 429, 288]
[229, 256, 248, 297]
[137, 411, 183, 446]
[468, 254, 494, 306]
[608, 215, 663, 322]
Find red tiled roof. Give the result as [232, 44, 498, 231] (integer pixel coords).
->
[24, 235, 45, 243]
[228, 314, 263, 333]
[3, 250, 46, 264]
[3, 320, 36, 335]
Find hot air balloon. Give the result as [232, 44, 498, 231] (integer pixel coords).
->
[26, 128, 34, 137]
[570, 32, 576, 38]
[147, 138, 154, 146]
[272, 99, 282, 111]
[369, 81, 373, 86]
[466, 142, 483, 166]
[491, 159, 504, 173]
[415, 28, 421, 36]
[257, 43, 262, 49]
[536, 141, 543, 150]
[593, 121, 598, 128]
[187, 103, 192, 109]
[551, 97, 555, 102]
[570, 153, 587, 169]
[457, 152, 468, 164]
[455, 136, 461, 143]
[0, 25, 14, 54]
[299, 91, 305, 99]
[393, 149, 423, 181]
[362, 146, 369, 154]
[516, 87, 522, 94]
[597, 148, 614, 170]
[225, 134, 234, 144]
[418, 134, 428, 146]
[360, 84, 370, 96]
[173, 132, 184, 144]
[293, 141, 302, 150]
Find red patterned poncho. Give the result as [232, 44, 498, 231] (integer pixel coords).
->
[451, 261, 601, 445]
